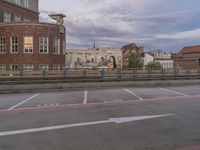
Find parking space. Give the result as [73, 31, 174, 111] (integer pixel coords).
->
[163, 85, 200, 96]
[87, 88, 139, 103]
[19, 90, 85, 109]
[0, 93, 38, 110]
[124, 87, 182, 99]
[0, 85, 200, 110]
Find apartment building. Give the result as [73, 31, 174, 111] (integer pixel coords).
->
[0, 0, 66, 70]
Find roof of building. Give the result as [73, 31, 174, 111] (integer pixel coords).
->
[179, 45, 200, 54]
[121, 43, 143, 53]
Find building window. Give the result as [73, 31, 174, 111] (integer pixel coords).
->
[53, 38, 60, 54]
[10, 65, 18, 70]
[53, 65, 61, 70]
[10, 0, 20, 5]
[0, 37, 6, 54]
[39, 65, 49, 71]
[23, 18, 30, 22]
[24, 36, 33, 53]
[23, 65, 33, 71]
[4, 12, 11, 23]
[24, 0, 29, 8]
[10, 37, 18, 53]
[15, 15, 21, 22]
[39, 37, 48, 54]
[0, 65, 6, 70]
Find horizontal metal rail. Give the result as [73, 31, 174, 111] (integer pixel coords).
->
[0, 68, 199, 83]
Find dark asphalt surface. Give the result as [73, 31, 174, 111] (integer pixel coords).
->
[0, 85, 200, 150]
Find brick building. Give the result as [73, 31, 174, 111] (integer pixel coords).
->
[174, 45, 200, 69]
[0, 0, 66, 70]
[121, 43, 144, 68]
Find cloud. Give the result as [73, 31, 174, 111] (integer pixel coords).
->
[39, 0, 200, 51]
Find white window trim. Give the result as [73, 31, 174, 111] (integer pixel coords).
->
[4, 11, 11, 23]
[39, 37, 49, 54]
[24, 36, 33, 54]
[0, 64, 6, 70]
[10, 37, 18, 54]
[53, 37, 60, 55]
[24, 0, 29, 8]
[23, 64, 34, 71]
[14, 14, 22, 22]
[0, 37, 6, 54]
[10, 64, 18, 70]
[39, 64, 49, 71]
[53, 65, 61, 70]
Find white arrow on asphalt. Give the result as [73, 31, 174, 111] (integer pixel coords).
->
[0, 114, 173, 137]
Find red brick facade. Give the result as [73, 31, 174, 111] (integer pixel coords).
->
[0, 0, 39, 23]
[121, 43, 144, 68]
[0, 0, 66, 70]
[0, 23, 66, 69]
[174, 46, 200, 69]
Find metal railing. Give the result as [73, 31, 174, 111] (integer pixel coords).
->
[0, 68, 200, 83]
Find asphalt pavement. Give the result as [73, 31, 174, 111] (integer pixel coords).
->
[0, 85, 200, 150]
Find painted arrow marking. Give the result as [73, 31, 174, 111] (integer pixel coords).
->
[0, 114, 173, 137]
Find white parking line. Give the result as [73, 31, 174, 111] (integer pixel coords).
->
[123, 88, 144, 100]
[160, 88, 189, 96]
[83, 90, 88, 104]
[8, 94, 40, 110]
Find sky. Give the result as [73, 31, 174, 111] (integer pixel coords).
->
[39, 0, 200, 52]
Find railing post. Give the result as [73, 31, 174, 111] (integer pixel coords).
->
[161, 69, 165, 80]
[198, 68, 200, 79]
[42, 70, 46, 79]
[133, 69, 136, 81]
[117, 68, 121, 81]
[64, 68, 67, 80]
[100, 69, 104, 81]
[20, 67, 23, 80]
[174, 68, 178, 80]
[148, 69, 152, 80]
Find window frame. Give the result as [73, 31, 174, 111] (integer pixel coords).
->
[39, 37, 49, 54]
[23, 64, 34, 71]
[0, 64, 6, 70]
[0, 37, 6, 54]
[24, 36, 33, 54]
[10, 64, 18, 71]
[14, 14, 21, 22]
[4, 11, 11, 23]
[53, 37, 60, 54]
[10, 37, 18, 54]
[39, 64, 49, 71]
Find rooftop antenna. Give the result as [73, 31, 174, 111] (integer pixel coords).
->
[93, 40, 96, 49]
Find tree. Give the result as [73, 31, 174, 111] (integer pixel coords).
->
[145, 61, 162, 69]
[127, 53, 143, 68]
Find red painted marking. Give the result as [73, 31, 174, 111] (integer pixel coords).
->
[176, 145, 200, 150]
[1, 95, 200, 115]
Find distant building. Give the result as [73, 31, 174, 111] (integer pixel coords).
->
[121, 43, 144, 68]
[144, 53, 154, 66]
[66, 48, 122, 68]
[174, 45, 200, 69]
[0, 0, 66, 70]
[150, 50, 174, 69]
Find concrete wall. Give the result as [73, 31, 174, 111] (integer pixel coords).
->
[0, 80, 200, 93]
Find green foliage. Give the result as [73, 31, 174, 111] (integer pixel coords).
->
[145, 61, 162, 69]
[127, 53, 143, 69]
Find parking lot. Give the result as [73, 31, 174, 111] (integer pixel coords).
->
[0, 85, 199, 111]
[1, 85, 200, 150]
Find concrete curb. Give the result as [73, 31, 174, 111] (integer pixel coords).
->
[0, 79, 200, 93]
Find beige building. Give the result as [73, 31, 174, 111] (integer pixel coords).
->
[150, 50, 174, 69]
[66, 48, 122, 68]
